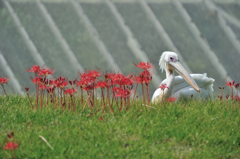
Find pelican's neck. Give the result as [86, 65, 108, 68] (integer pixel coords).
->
[164, 69, 175, 98]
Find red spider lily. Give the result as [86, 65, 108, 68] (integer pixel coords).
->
[78, 70, 101, 88]
[0, 77, 9, 84]
[113, 73, 134, 87]
[218, 95, 223, 100]
[0, 77, 10, 96]
[235, 83, 240, 97]
[112, 86, 122, 93]
[38, 83, 47, 90]
[55, 78, 68, 88]
[96, 81, 107, 89]
[27, 65, 41, 74]
[167, 97, 177, 103]
[49, 80, 55, 86]
[4, 142, 18, 150]
[134, 73, 152, 84]
[77, 79, 86, 88]
[218, 87, 225, 101]
[39, 68, 55, 76]
[112, 73, 125, 85]
[32, 77, 41, 84]
[83, 85, 94, 91]
[7, 131, 14, 139]
[159, 84, 169, 90]
[233, 95, 240, 101]
[235, 83, 240, 89]
[226, 81, 235, 88]
[69, 81, 73, 86]
[226, 94, 230, 100]
[219, 86, 225, 91]
[89, 70, 101, 78]
[25, 87, 29, 92]
[134, 61, 152, 70]
[47, 86, 56, 95]
[73, 79, 78, 85]
[104, 72, 116, 81]
[28, 65, 41, 109]
[226, 81, 236, 101]
[64, 88, 77, 96]
[114, 88, 132, 98]
[81, 70, 100, 83]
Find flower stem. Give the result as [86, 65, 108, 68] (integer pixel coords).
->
[27, 92, 34, 109]
[146, 83, 150, 110]
[142, 83, 146, 105]
[131, 83, 138, 105]
[1, 84, 8, 96]
[83, 93, 91, 112]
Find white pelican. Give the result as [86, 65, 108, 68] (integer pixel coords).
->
[152, 51, 215, 103]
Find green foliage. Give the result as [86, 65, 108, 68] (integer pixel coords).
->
[1, 95, 240, 158]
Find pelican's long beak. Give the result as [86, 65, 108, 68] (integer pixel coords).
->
[169, 61, 200, 93]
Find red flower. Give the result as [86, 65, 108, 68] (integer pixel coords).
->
[218, 95, 223, 100]
[7, 131, 14, 139]
[235, 83, 240, 89]
[64, 88, 77, 96]
[4, 142, 18, 150]
[0, 77, 9, 84]
[104, 72, 115, 81]
[47, 87, 55, 94]
[32, 77, 41, 84]
[233, 95, 240, 101]
[39, 68, 55, 76]
[38, 83, 47, 90]
[83, 85, 94, 91]
[112, 73, 125, 85]
[134, 61, 152, 70]
[55, 77, 68, 88]
[27, 65, 41, 74]
[159, 84, 169, 90]
[115, 89, 132, 98]
[49, 80, 55, 86]
[135, 70, 152, 84]
[95, 81, 107, 89]
[226, 81, 235, 88]
[167, 97, 177, 103]
[88, 70, 100, 78]
[25, 87, 29, 93]
[226, 94, 230, 100]
[111, 86, 121, 93]
[219, 86, 225, 91]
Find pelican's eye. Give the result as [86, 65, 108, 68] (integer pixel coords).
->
[170, 57, 173, 61]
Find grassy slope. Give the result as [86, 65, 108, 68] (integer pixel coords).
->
[0, 96, 240, 158]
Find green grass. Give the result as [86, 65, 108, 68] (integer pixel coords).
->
[1, 95, 240, 158]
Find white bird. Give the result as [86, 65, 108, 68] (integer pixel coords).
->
[152, 51, 215, 103]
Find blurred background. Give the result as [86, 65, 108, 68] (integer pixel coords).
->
[0, 0, 239, 97]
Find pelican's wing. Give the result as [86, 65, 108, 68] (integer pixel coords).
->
[172, 73, 215, 99]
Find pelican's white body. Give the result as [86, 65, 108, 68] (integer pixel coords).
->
[152, 73, 214, 102]
[151, 51, 215, 103]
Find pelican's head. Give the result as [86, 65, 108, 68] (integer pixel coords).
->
[159, 51, 200, 93]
